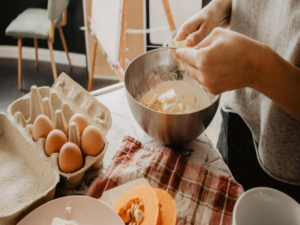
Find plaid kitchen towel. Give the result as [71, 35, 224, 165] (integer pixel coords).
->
[87, 136, 244, 225]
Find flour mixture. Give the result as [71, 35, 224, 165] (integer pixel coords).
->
[141, 81, 211, 114]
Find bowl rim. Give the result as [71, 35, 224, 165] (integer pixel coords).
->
[18, 195, 124, 224]
[124, 48, 220, 116]
[233, 187, 300, 224]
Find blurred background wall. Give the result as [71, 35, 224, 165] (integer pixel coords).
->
[0, 0, 211, 58]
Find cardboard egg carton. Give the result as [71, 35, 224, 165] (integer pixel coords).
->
[0, 113, 59, 225]
[0, 73, 112, 224]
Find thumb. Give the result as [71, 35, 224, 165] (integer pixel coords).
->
[174, 48, 199, 68]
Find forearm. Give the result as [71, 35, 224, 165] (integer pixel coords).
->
[252, 45, 300, 121]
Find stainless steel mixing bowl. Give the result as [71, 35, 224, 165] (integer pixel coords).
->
[125, 49, 220, 145]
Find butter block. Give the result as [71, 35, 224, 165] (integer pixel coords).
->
[162, 102, 177, 113]
[140, 80, 211, 114]
[168, 39, 187, 49]
[169, 39, 176, 48]
[52, 217, 78, 225]
[65, 206, 72, 214]
[158, 89, 176, 104]
[142, 89, 158, 106]
[176, 40, 187, 48]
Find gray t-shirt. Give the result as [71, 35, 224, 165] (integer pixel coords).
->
[222, 0, 300, 185]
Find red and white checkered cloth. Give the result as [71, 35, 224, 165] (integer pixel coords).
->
[87, 136, 244, 225]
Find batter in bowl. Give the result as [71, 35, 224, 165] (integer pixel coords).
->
[141, 80, 211, 114]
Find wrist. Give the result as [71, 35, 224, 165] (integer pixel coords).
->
[208, 0, 232, 21]
[248, 43, 271, 90]
[250, 43, 290, 92]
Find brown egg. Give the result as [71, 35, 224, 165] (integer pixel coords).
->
[45, 129, 68, 156]
[59, 142, 83, 173]
[69, 113, 89, 136]
[81, 125, 105, 156]
[68, 113, 89, 136]
[33, 115, 54, 141]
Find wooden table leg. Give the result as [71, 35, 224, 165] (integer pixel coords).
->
[58, 27, 72, 69]
[18, 38, 22, 91]
[34, 38, 38, 67]
[48, 39, 58, 80]
[88, 40, 97, 92]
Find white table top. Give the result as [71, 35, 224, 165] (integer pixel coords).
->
[56, 83, 231, 197]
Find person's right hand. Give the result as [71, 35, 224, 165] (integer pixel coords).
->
[173, 0, 232, 47]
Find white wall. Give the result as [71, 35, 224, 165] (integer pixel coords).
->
[0, 46, 86, 67]
[149, 0, 202, 44]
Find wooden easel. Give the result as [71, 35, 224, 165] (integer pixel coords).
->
[162, 0, 176, 32]
[87, 0, 175, 92]
[87, 0, 127, 91]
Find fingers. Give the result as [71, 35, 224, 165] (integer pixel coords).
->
[174, 28, 225, 64]
[174, 48, 199, 68]
[186, 32, 201, 47]
[174, 29, 190, 42]
[174, 15, 204, 43]
[186, 25, 213, 47]
[182, 63, 202, 85]
[169, 49, 176, 58]
[197, 34, 215, 49]
[183, 63, 220, 95]
[198, 27, 223, 48]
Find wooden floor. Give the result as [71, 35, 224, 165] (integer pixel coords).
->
[0, 58, 118, 112]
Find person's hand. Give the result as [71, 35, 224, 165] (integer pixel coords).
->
[173, 28, 265, 95]
[173, 0, 232, 47]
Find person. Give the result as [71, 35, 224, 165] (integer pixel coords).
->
[170, 0, 300, 202]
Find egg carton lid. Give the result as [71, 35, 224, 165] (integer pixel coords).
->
[51, 73, 112, 136]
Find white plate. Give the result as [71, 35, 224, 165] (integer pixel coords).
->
[18, 196, 124, 225]
[233, 187, 300, 225]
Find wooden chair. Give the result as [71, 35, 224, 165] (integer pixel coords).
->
[5, 0, 71, 90]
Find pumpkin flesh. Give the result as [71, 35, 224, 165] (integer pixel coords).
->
[154, 188, 177, 225]
[113, 185, 161, 225]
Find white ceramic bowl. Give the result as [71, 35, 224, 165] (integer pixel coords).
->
[18, 196, 123, 225]
[233, 187, 300, 225]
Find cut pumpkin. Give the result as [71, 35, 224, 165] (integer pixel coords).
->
[154, 188, 177, 225]
[113, 185, 161, 225]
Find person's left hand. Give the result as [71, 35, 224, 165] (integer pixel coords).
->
[172, 28, 266, 95]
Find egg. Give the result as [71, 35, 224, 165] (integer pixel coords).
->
[59, 142, 83, 173]
[45, 129, 68, 156]
[68, 113, 89, 136]
[81, 125, 105, 156]
[33, 115, 54, 141]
